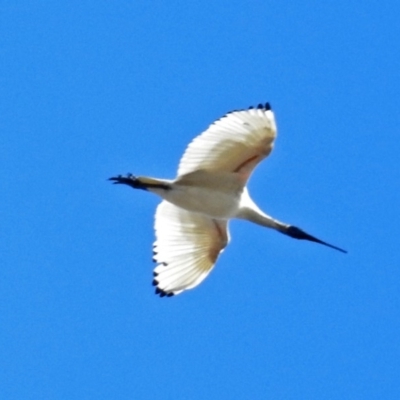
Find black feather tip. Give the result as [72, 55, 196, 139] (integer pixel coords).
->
[256, 102, 271, 111]
[154, 287, 174, 298]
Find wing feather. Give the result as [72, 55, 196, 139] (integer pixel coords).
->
[177, 104, 277, 181]
[153, 201, 229, 296]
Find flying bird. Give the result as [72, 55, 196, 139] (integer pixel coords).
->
[110, 103, 346, 297]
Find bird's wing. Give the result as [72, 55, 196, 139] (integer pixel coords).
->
[177, 103, 277, 182]
[152, 201, 229, 296]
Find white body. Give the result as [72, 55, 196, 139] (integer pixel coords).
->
[112, 103, 345, 296]
[145, 105, 284, 295]
[161, 171, 243, 219]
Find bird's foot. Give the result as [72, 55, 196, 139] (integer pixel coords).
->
[108, 174, 148, 190]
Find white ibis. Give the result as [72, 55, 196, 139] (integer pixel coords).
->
[110, 103, 346, 297]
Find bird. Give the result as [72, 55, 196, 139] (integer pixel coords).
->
[110, 103, 346, 297]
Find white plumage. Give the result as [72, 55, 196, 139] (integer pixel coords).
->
[153, 201, 229, 296]
[110, 103, 346, 297]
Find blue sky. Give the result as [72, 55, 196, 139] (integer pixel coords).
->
[1, 1, 400, 398]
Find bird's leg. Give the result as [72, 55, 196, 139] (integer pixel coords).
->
[109, 174, 171, 191]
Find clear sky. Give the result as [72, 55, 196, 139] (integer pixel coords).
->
[1, 1, 400, 399]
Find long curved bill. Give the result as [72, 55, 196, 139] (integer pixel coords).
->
[285, 226, 347, 253]
[301, 231, 347, 253]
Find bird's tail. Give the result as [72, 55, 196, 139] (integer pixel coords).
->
[109, 174, 171, 191]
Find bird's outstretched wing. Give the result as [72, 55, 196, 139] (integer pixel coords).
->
[177, 103, 277, 182]
[152, 201, 229, 296]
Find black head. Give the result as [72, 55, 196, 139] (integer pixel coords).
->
[285, 226, 347, 253]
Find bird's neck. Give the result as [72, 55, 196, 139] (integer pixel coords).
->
[237, 206, 287, 231]
[236, 190, 288, 231]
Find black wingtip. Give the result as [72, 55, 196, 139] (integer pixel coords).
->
[256, 102, 271, 111]
[154, 286, 175, 298]
[155, 287, 166, 297]
[227, 103, 272, 116]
